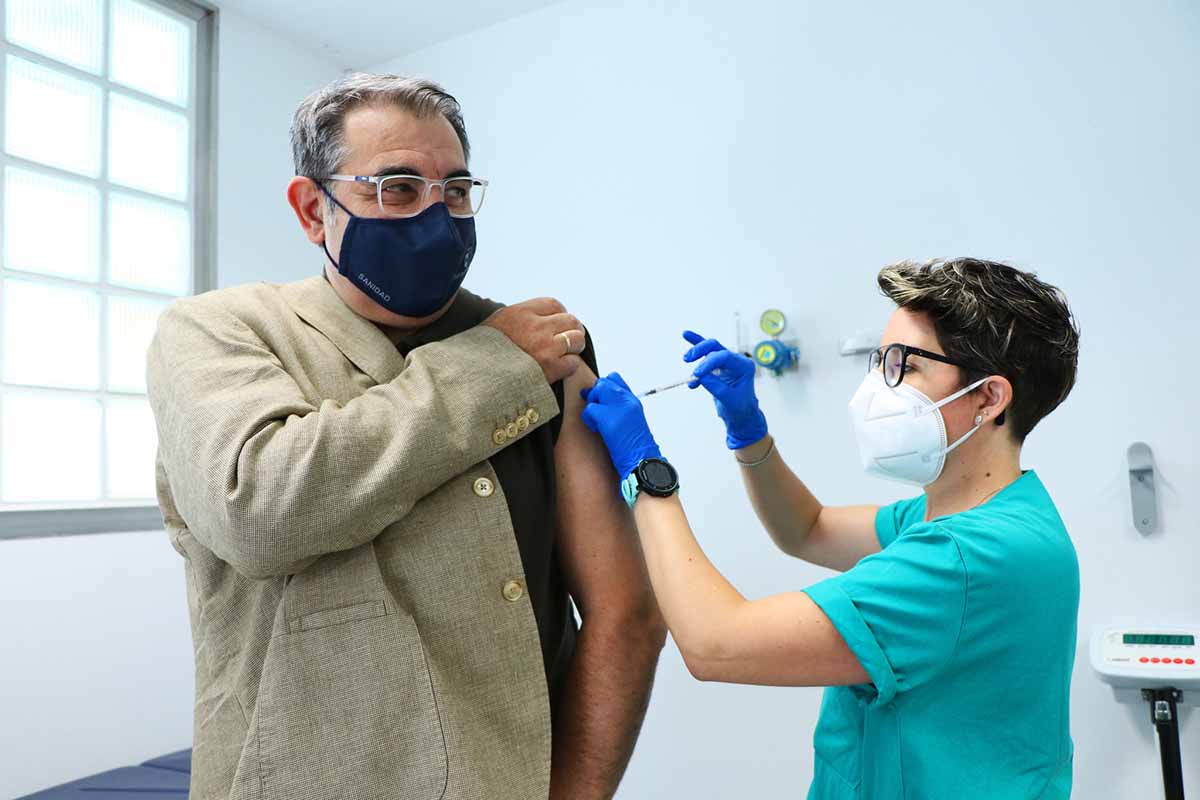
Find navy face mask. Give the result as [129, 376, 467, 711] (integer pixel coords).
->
[320, 186, 476, 318]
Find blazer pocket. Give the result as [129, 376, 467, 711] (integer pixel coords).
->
[257, 600, 448, 800]
[286, 599, 387, 634]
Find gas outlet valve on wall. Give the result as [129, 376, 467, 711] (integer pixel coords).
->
[738, 309, 799, 377]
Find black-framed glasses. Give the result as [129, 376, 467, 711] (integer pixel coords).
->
[868, 343, 989, 388]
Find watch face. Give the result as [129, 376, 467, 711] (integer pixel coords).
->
[640, 459, 675, 489]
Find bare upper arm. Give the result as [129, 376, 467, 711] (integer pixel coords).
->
[797, 504, 883, 572]
[553, 365, 657, 621]
[694, 591, 870, 687]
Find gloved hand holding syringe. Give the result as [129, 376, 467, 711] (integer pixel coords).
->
[624, 330, 771, 451]
[638, 332, 746, 397]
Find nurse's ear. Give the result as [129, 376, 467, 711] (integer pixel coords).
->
[974, 375, 1014, 427]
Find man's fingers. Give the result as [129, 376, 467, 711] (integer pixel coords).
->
[483, 298, 586, 385]
[520, 297, 568, 315]
[551, 354, 584, 383]
[559, 329, 587, 356]
[545, 312, 584, 334]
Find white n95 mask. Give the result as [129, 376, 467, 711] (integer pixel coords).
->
[848, 371, 989, 487]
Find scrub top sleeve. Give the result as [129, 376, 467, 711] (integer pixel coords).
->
[874, 495, 925, 549]
[804, 526, 967, 707]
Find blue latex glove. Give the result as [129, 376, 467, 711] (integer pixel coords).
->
[580, 372, 663, 480]
[682, 330, 768, 450]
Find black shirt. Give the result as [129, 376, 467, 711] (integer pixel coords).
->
[382, 289, 598, 706]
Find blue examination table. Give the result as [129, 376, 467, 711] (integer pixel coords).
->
[17, 749, 191, 799]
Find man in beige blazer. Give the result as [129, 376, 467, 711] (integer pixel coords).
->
[147, 73, 665, 800]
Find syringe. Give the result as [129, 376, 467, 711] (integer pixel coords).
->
[638, 378, 691, 398]
[639, 367, 726, 398]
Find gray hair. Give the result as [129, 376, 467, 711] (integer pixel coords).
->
[289, 72, 471, 183]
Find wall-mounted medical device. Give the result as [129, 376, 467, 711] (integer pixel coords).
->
[1128, 442, 1158, 535]
[1091, 623, 1198, 800]
[748, 309, 799, 376]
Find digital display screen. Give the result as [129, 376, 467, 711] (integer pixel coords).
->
[1123, 633, 1195, 646]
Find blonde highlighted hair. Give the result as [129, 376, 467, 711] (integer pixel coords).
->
[877, 258, 1080, 442]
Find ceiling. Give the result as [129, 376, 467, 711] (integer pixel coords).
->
[212, 0, 567, 68]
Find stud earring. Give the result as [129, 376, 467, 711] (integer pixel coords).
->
[974, 415, 984, 425]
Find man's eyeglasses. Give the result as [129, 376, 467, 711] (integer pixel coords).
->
[868, 343, 990, 388]
[324, 174, 489, 219]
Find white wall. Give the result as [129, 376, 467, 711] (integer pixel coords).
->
[377, 1, 1200, 797]
[0, 10, 340, 798]
[215, 8, 343, 288]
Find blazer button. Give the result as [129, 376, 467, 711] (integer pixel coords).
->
[505, 421, 519, 439]
[502, 579, 525, 602]
[473, 477, 495, 498]
[492, 428, 507, 446]
[516, 414, 530, 432]
[525, 408, 540, 425]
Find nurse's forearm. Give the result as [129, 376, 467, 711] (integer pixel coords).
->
[632, 493, 746, 671]
[631, 492, 871, 687]
[734, 436, 823, 557]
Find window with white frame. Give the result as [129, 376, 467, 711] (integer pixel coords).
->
[0, 0, 214, 537]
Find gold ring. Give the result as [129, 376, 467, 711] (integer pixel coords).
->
[559, 331, 573, 356]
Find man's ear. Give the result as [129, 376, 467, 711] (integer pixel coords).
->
[287, 176, 328, 245]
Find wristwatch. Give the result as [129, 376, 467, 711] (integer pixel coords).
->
[621, 457, 680, 508]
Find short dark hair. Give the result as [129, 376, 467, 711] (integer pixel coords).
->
[877, 258, 1080, 442]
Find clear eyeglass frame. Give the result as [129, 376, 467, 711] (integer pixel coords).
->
[324, 173, 489, 219]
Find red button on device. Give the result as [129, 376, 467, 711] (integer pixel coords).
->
[1187, 659, 1196, 665]
[1140, 657, 1150, 663]
[1174, 658, 1184, 664]
[1151, 658, 1161, 663]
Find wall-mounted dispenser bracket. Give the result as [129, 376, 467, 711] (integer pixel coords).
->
[1127, 442, 1157, 535]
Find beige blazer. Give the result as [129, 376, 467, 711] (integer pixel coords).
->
[147, 276, 563, 800]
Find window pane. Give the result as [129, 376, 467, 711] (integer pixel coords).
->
[5, 0, 103, 75]
[105, 396, 156, 499]
[4, 167, 100, 281]
[108, 92, 189, 200]
[108, 192, 191, 295]
[5, 55, 102, 177]
[107, 295, 168, 393]
[2, 279, 100, 390]
[111, 0, 192, 107]
[2, 391, 101, 503]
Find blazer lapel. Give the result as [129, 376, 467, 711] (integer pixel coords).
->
[280, 276, 406, 384]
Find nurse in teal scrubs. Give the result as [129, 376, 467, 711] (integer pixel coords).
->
[580, 259, 1082, 799]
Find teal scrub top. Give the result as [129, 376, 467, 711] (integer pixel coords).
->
[802, 471, 1079, 800]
